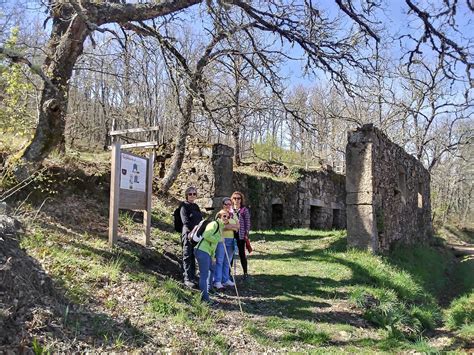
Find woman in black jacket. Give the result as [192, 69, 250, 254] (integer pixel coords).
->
[180, 186, 203, 288]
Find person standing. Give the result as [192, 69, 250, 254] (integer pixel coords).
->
[231, 191, 251, 279]
[195, 210, 228, 303]
[180, 186, 203, 288]
[213, 198, 239, 289]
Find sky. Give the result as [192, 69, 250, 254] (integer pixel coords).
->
[1, 0, 472, 95]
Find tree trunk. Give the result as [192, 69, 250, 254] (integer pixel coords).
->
[16, 13, 89, 178]
[232, 127, 241, 166]
[160, 93, 193, 193]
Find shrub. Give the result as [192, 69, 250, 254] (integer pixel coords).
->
[350, 287, 440, 339]
[445, 293, 474, 330]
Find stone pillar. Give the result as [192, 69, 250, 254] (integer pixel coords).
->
[211, 144, 234, 210]
[346, 126, 378, 252]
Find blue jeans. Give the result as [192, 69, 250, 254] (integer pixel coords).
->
[214, 238, 234, 284]
[195, 248, 215, 301]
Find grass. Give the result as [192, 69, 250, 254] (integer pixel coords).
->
[246, 317, 330, 347]
[440, 224, 474, 244]
[17, 211, 472, 352]
[444, 293, 474, 330]
[19, 214, 226, 351]
[245, 228, 469, 351]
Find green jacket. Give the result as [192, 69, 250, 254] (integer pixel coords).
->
[196, 220, 223, 258]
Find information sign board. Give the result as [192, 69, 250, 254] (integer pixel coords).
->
[120, 153, 147, 192]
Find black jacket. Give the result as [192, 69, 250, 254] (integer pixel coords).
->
[180, 201, 203, 235]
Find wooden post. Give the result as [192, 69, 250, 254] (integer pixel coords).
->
[109, 142, 121, 247]
[143, 150, 154, 246]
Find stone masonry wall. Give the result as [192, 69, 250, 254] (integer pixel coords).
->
[170, 138, 346, 229]
[233, 169, 346, 230]
[169, 138, 234, 212]
[346, 124, 433, 253]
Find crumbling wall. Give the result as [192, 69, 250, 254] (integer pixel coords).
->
[169, 139, 346, 229]
[169, 138, 234, 211]
[234, 168, 346, 230]
[346, 124, 433, 253]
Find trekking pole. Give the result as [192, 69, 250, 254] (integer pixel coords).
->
[233, 239, 238, 277]
[223, 242, 243, 314]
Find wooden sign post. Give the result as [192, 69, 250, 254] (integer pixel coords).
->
[108, 142, 154, 247]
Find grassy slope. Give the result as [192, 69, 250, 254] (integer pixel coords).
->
[244, 229, 473, 352]
[17, 206, 473, 352]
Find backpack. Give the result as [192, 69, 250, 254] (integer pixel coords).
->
[173, 202, 184, 233]
[189, 219, 219, 247]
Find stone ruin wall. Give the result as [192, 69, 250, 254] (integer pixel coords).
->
[168, 138, 234, 212]
[166, 127, 432, 252]
[168, 137, 346, 230]
[233, 170, 346, 230]
[346, 124, 433, 253]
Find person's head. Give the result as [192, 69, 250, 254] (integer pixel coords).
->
[216, 209, 229, 223]
[222, 197, 232, 212]
[184, 186, 197, 202]
[231, 191, 245, 208]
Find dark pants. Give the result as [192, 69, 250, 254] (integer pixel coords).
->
[182, 233, 196, 282]
[236, 238, 248, 275]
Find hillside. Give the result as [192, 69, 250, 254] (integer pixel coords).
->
[0, 159, 473, 352]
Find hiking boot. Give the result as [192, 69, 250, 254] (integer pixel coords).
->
[213, 282, 224, 290]
[204, 299, 219, 307]
[223, 280, 235, 287]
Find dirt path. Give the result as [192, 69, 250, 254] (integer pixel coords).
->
[446, 243, 474, 257]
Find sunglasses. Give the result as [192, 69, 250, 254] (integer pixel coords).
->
[221, 215, 229, 219]
[224, 202, 232, 206]
[232, 197, 241, 200]
[188, 192, 197, 196]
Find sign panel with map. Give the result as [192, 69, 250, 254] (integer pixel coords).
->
[120, 153, 147, 192]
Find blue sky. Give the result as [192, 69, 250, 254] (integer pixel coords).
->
[1, 0, 472, 93]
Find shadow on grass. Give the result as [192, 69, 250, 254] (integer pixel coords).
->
[234, 233, 439, 328]
[36, 216, 182, 279]
[122, 209, 175, 233]
[18, 218, 187, 351]
[4, 232, 151, 352]
[250, 236, 347, 261]
[251, 229, 344, 243]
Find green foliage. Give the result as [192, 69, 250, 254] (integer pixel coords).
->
[253, 136, 315, 167]
[254, 136, 295, 162]
[247, 175, 263, 210]
[0, 27, 35, 143]
[444, 293, 474, 330]
[350, 286, 439, 338]
[118, 211, 137, 233]
[388, 245, 450, 299]
[457, 323, 474, 341]
[288, 165, 303, 179]
[346, 246, 447, 339]
[455, 258, 474, 294]
[32, 338, 50, 355]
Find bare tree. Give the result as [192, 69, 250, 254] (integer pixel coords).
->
[394, 58, 472, 172]
[2, 0, 470, 183]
